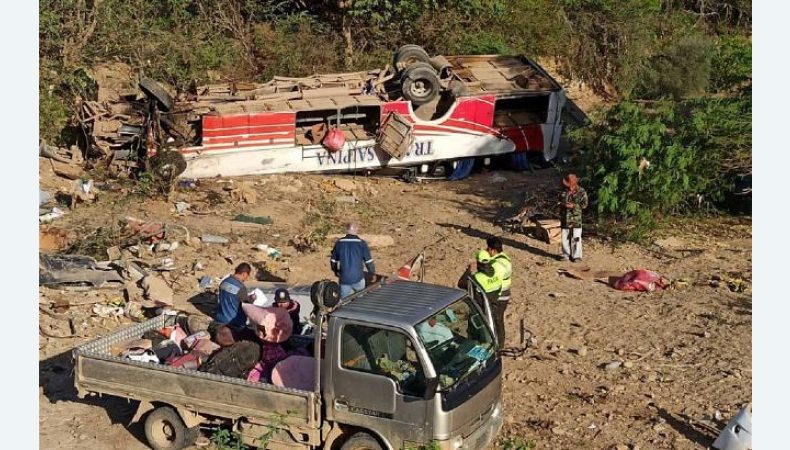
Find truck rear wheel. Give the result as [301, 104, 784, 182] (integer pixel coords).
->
[144, 406, 200, 450]
[340, 432, 383, 450]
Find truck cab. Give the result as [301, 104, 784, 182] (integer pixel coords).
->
[324, 280, 503, 450]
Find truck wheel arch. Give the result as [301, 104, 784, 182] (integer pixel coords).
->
[326, 423, 393, 450]
[131, 401, 203, 429]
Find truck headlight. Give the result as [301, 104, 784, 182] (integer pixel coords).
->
[492, 402, 502, 418]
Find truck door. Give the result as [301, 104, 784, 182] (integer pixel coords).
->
[328, 321, 430, 447]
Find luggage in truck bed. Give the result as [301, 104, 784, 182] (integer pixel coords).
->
[72, 314, 318, 438]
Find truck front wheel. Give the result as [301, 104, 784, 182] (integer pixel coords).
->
[144, 406, 200, 450]
[341, 432, 384, 450]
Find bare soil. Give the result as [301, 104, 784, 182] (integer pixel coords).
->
[39, 167, 752, 449]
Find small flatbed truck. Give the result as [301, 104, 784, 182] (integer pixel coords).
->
[73, 279, 503, 449]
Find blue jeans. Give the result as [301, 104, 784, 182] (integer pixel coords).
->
[340, 279, 366, 298]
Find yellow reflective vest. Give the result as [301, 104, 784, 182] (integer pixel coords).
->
[472, 271, 501, 294]
[490, 252, 512, 294]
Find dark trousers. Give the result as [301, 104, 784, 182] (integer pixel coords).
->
[490, 300, 509, 349]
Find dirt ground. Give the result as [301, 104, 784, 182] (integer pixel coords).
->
[38, 165, 752, 450]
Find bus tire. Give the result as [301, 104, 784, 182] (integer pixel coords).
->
[144, 406, 200, 450]
[139, 77, 175, 111]
[393, 45, 431, 71]
[340, 432, 384, 450]
[401, 63, 440, 106]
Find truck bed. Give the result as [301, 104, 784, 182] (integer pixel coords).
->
[73, 314, 318, 432]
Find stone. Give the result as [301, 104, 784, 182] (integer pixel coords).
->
[574, 346, 588, 357]
[141, 275, 174, 307]
[623, 361, 635, 369]
[334, 179, 358, 192]
[106, 245, 122, 260]
[49, 159, 83, 180]
[604, 361, 622, 371]
[335, 195, 358, 204]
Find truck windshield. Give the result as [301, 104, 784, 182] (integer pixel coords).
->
[415, 297, 496, 390]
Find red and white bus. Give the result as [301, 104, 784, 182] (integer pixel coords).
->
[137, 47, 567, 179]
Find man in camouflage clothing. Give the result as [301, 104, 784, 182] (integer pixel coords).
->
[559, 173, 588, 261]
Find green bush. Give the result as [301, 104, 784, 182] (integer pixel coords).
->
[575, 92, 750, 237]
[635, 31, 713, 99]
[710, 34, 752, 92]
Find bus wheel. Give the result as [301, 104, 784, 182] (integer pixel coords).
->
[401, 63, 440, 106]
[340, 432, 384, 450]
[139, 78, 174, 112]
[393, 45, 431, 71]
[144, 406, 199, 450]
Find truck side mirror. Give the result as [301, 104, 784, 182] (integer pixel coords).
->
[423, 376, 439, 400]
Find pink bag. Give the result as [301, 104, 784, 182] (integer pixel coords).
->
[322, 127, 345, 153]
[241, 304, 293, 343]
[612, 269, 669, 292]
[271, 355, 316, 391]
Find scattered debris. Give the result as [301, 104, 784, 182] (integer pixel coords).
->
[612, 269, 669, 292]
[40, 190, 52, 206]
[198, 275, 212, 290]
[254, 244, 282, 260]
[289, 235, 320, 253]
[39, 253, 124, 289]
[179, 179, 198, 190]
[49, 159, 84, 180]
[202, 234, 229, 244]
[69, 179, 97, 208]
[157, 257, 176, 271]
[233, 214, 273, 225]
[154, 241, 179, 253]
[140, 275, 174, 307]
[124, 301, 146, 322]
[39, 207, 66, 223]
[92, 304, 125, 318]
[125, 217, 166, 243]
[174, 201, 190, 213]
[229, 182, 257, 204]
[39, 228, 69, 252]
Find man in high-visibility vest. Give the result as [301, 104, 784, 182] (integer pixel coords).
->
[486, 237, 511, 349]
[457, 249, 502, 345]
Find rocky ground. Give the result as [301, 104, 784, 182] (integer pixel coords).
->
[39, 163, 752, 450]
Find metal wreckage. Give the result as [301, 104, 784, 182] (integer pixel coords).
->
[77, 45, 574, 183]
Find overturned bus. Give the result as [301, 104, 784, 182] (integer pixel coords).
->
[82, 45, 568, 180]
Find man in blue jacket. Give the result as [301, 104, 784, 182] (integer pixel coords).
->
[217, 263, 254, 329]
[330, 223, 376, 298]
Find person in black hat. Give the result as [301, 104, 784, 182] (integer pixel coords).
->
[274, 288, 302, 335]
